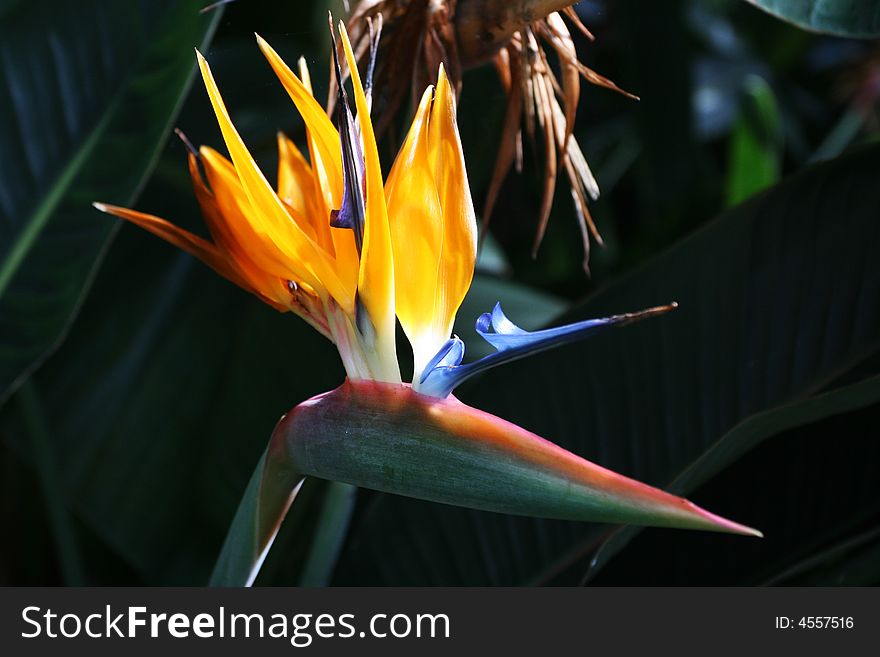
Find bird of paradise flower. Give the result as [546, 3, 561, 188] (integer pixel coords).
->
[95, 20, 759, 586]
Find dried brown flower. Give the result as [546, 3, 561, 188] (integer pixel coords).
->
[342, 0, 635, 271]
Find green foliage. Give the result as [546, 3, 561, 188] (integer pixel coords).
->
[724, 76, 782, 206]
[2, 229, 343, 583]
[297, 482, 358, 586]
[0, 0, 221, 405]
[592, 379, 880, 584]
[744, 0, 880, 37]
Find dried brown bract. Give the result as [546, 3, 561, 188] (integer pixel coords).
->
[343, 0, 636, 271]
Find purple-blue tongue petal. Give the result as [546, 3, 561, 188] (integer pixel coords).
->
[419, 336, 466, 384]
[420, 302, 677, 397]
[328, 23, 366, 252]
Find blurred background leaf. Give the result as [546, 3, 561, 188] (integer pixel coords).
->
[744, 0, 880, 37]
[0, 0, 221, 405]
[724, 75, 782, 205]
[590, 377, 880, 584]
[0, 218, 343, 583]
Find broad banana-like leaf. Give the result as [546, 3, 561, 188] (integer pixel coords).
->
[743, 0, 880, 37]
[211, 380, 759, 586]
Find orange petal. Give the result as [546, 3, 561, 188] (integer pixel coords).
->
[92, 202, 281, 308]
[257, 37, 343, 218]
[276, 132, 326, 246]
[196, 50, 354, 313]
[291, 58, 361, 291]
[256, 40, 359, 302]
[199, 146, 314, 285]
[187, 154, 292, 310]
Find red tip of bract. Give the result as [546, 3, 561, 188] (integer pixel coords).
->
[273, 380, 761, 537]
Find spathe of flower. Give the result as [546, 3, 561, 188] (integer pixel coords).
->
[95, 19, 760, 587]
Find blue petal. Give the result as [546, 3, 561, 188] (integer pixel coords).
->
[476, 302, 620, 353]
[474, 303, 528, 350]
[419, 302, 676, 398]
[419, 337, 466, 384]
[418, 337, 466, 396]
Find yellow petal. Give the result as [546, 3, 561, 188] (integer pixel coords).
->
[384, 87, 444, 375]
[196, 50, 354, 313]
[386, 65, 478, 379]
[428, 66, 478, 323]
[339, 23, 399, 381]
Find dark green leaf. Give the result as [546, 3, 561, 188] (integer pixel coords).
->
[297, 482, 358, 586]
[0, 0, 221, 405]
[12, 380, 85, 584]
[587, 375, 880, 582]
[0, 213, 344, 582]
[743, 0, 880, 37]
[591, 396, 880, 585]
[761, 527, 880, 586]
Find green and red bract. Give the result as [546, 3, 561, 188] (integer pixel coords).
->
[209, 381, 760, 586]
[281, 380, 761, 534]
